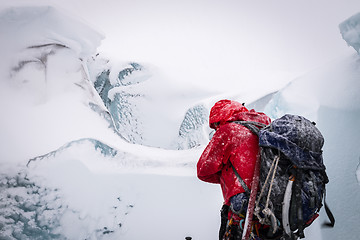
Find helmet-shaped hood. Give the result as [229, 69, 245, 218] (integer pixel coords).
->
[209, 99, 248, 129]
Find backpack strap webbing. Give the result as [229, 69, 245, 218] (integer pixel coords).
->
[231, 120, 267, 136]
[229, 161, 251, 196]
[323, 192, 336, 228]
[294, 169, 305, 238]
[228, 121, 268, 197]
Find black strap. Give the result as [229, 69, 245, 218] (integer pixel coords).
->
[323, 191, 335, 228]
[228, 121, 267, 196]
[295, 170, 305, 238]
[230, 161, 251, 196]
[232, 120, 267, 136]
[219, 204, 230, 240]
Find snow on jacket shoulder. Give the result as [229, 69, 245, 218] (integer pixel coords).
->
[197, 100, 271, 204]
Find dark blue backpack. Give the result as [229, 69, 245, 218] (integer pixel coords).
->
[255, 114, 334, 239]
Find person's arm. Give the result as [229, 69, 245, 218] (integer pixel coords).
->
[197, 128, 231, 183]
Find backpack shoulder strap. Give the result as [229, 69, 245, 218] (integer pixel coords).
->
[229, 120, 268, 195]
[323, 191, 336, 228]
[229, 161, 251, 196]
[232, 120, 267, 136]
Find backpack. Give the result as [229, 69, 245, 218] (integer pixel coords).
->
[233, 114, 334, 239]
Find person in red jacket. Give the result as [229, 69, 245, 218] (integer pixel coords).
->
[197, 99, 271, 240]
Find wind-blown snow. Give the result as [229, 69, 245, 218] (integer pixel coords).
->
[0, 3, 360, 240]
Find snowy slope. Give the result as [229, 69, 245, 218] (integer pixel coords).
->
[0, 5, 220, 240]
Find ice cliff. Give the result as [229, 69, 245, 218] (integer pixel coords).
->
[339, 12, 360, 54]
[176, 104, 210, 149]
[89, 58, 152, 144]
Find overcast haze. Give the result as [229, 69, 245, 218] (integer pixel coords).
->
[4, 0, 360, 93]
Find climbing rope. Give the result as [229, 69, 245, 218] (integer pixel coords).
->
[265, 155, 280, 210]
[254, 154, 280, 233]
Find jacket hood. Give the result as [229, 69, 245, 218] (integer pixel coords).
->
[209, 100, 248, 129]
[209, 99, 271, 129]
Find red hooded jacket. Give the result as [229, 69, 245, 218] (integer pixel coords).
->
[197, 100, 271, 205]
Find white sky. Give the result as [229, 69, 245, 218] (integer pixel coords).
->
[4, 0, 360, 93]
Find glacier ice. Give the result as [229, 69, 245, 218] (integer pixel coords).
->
[117, 63, 145, 86]
[0, 171, 66, 239]
[339, 12, 360, 54]
[92, 62, 147, 107]
[109, 90, 145, 144]
[89, 57, 153, 145]
[176, 104, 210, 149]
[93, 69, 112, 107]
